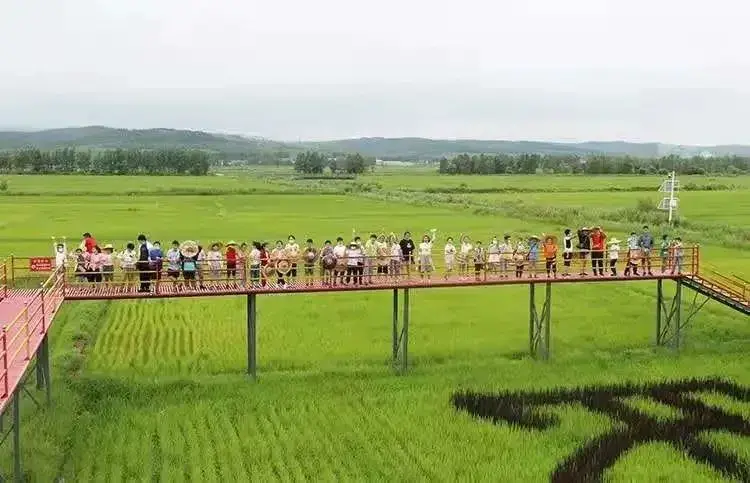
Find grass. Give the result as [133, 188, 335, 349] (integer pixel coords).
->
[2, 172, 750, 481]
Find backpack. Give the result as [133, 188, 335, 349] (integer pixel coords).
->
[183, 260, 196, 272]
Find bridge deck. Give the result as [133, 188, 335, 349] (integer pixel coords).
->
[61, 272, 684, 300]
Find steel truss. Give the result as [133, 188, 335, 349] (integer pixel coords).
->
[656, 279, 712, 349]
[0, 334, 51, 482]
[529, 283, 552, 360]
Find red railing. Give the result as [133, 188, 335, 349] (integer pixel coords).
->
[0, 268, 65, 398]
[696, 264, 749, 302]
[0, 258, 7, 301]
[43, 247, 699, 294]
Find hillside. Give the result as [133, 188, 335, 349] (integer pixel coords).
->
[0, 126, 290, 153]
[2, 127, 750, 159]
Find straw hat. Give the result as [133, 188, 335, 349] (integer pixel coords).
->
[608, 238, 621, 244]
[528, 235, 541, 241]
[226, 240, 238, 247]
[179, 240, 200, 257]
[103, 243, 114, 250]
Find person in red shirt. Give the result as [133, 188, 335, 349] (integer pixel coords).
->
[589, 226, 607, 276]
[225, 241, 238, 280]
[82, 232, 97, 254]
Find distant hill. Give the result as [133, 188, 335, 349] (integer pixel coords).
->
[0, 126, 290, 153]
[2, 127, 749, 160]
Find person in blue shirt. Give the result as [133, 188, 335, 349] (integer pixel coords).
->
[528, 236, 540, 278]
[149, 241, 164, 281]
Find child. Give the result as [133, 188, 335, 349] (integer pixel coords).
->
[225, 242, 238, 280]
[333, 237, 347, 285]
[320, 240, 335, 286]
[418, 229, 437, 281]
[589, 226, 607, 277]
[562, 229, 573, 277]
[459, 235, 473, 277]
[625, 232, 640, 276]
[473, 241, 486, 281]
[659, 235, 671, 273]
[303, 239, 318, 286]
[249, 242, 262, 287]
[670, 237, 684, 275]
[101, 244, 115, 283]
[608, 238, 621, 276]
[528, 236, 540, 278]
[238, 242, 249, 282]
[639, 225, 654, 276]
[488, 236, 501, 275]
[207, 243, 223, 282]
[118, 243, 138, 289]
[285, 236, 300, 282]
[542, 235, 558, 278]
[513, 241, 527, 278]
[345, 241, 364, 285]
[499, 235, 513, 278]
[389, 235, 403, 281]
[149, 241, 164, 281]
[444, 236, 456, 280]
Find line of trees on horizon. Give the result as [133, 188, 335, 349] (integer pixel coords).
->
[437, 153, 750, 175]
[293, 151, 376, 175]
[0, 147, 211, 175]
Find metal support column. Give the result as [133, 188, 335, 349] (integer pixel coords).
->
[656, 279, 663, 345]
[247, 294, 257, 379]
[392, 288, 410, 374]
[529, 283, 552, 360]
[391, 289, 398, 363]
[41, 335, 51, 405]
[402, 288, 409, 373]
[674, 281, 682, 348]
[12, 391, 21, 483]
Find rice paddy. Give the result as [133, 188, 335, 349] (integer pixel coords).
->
[2, 169, 749, 482]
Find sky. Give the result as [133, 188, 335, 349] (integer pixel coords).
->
[1, 0, 748, 144]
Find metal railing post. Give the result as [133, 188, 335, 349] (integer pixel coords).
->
[2, 328, 8, 397]
[10, 255, 14, 288]
[23, 303, 30, 360]
[40, 287, 46, 333]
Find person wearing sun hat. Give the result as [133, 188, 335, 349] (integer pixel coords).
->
[101, 243, 116, 283]
[607, 237, 622, 276]
[225, 241, 238, 280]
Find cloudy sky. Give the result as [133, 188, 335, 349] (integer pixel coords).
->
[1, 0, 748, 144]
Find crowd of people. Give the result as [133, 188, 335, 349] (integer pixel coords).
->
[51, 226, 686, 291]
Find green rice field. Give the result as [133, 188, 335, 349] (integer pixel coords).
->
[1, 169, 749, 482]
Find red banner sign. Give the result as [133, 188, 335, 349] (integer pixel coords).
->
[29, 257, 53, 272]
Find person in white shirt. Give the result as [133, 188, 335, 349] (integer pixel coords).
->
[499, 235, 513, 278]
[52, 236, 68, 271]
[332, 237, 347, 285]
[166, 241, 182, 282]
[345, 242, 364, 285]
[418, 229, 437, 280]
[608, 238, 621, 276]
[488, 236, 501, 275]
[443, 236, 456, 280]
[562, 229, 574, 277]
[389, 236, 402, 280]
[249, 242, 262, 287]
[459, 235, 473, 277]
[206, 243, 223, 281]
[118, 243, 138, 289]
[285, 235, 301, 281]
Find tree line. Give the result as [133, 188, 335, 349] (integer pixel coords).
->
[0, 147, 211, 175]
[293, 151, 376, 175]
[438, 153, 750, 175]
